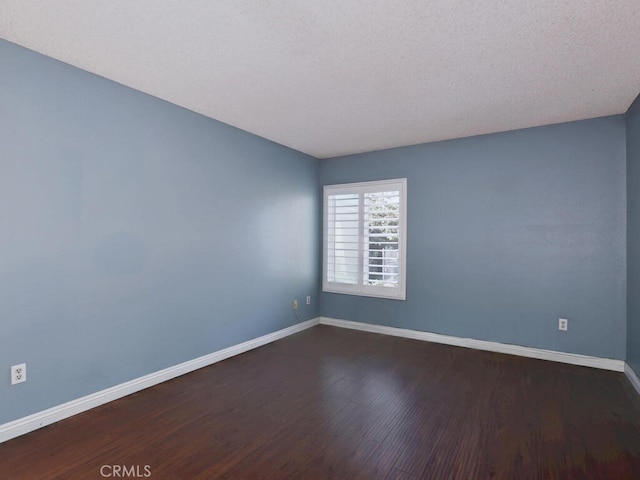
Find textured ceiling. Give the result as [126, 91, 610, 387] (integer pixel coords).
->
[1, 1, 640, 158]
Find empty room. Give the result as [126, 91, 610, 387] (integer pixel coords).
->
[2, 1, 640, 479]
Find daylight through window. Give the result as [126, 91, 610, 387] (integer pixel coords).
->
[323, 179, 407, 300]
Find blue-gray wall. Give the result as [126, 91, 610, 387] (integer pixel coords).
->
[320, 117, 627, 360]
[0, 39, 320, 424]
[627, 93, 640, 374]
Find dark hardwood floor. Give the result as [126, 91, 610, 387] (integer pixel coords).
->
[2, 325, 640, 479]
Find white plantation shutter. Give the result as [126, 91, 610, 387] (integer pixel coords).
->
[323, 179, 407, 300]
[364, 191, 400, 287]
[326, 193, 359, 284]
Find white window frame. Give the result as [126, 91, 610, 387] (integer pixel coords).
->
[323, 178, 407, 300]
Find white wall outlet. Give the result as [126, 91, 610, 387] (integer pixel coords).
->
[559, 318, 568, 331]
[293, 299, 298, 310]
[11, 363, 26, 385]
[306, 296, 311, 305]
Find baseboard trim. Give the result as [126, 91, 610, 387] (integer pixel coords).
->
[625, 363, 640, 396]
[0, 317, 319, 444]
[319, 317, 625, 372]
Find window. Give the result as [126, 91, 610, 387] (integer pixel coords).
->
[323, 178, 407, 300]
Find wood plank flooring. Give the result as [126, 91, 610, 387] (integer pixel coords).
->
[1, 325, 640, 479]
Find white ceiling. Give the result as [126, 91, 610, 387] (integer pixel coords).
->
[1, 1, 640, 159]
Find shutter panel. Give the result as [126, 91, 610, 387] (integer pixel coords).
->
[326, 193, 359, 284]
[363, 191, 400, 287]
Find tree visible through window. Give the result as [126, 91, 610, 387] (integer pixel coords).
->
[364, 190, 400, 286]
[323, 179, 407, 300]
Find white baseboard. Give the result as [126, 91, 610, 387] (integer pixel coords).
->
[0, 318, 319, 444]
[625, 363, 640, 396]
[319, 317, 625, 372]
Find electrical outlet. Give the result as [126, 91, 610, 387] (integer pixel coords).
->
[293, 299, 298, 310]
[559, 318, 568, 331]
[306, 296, 311, 305]
[11, 363, 26, 385]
